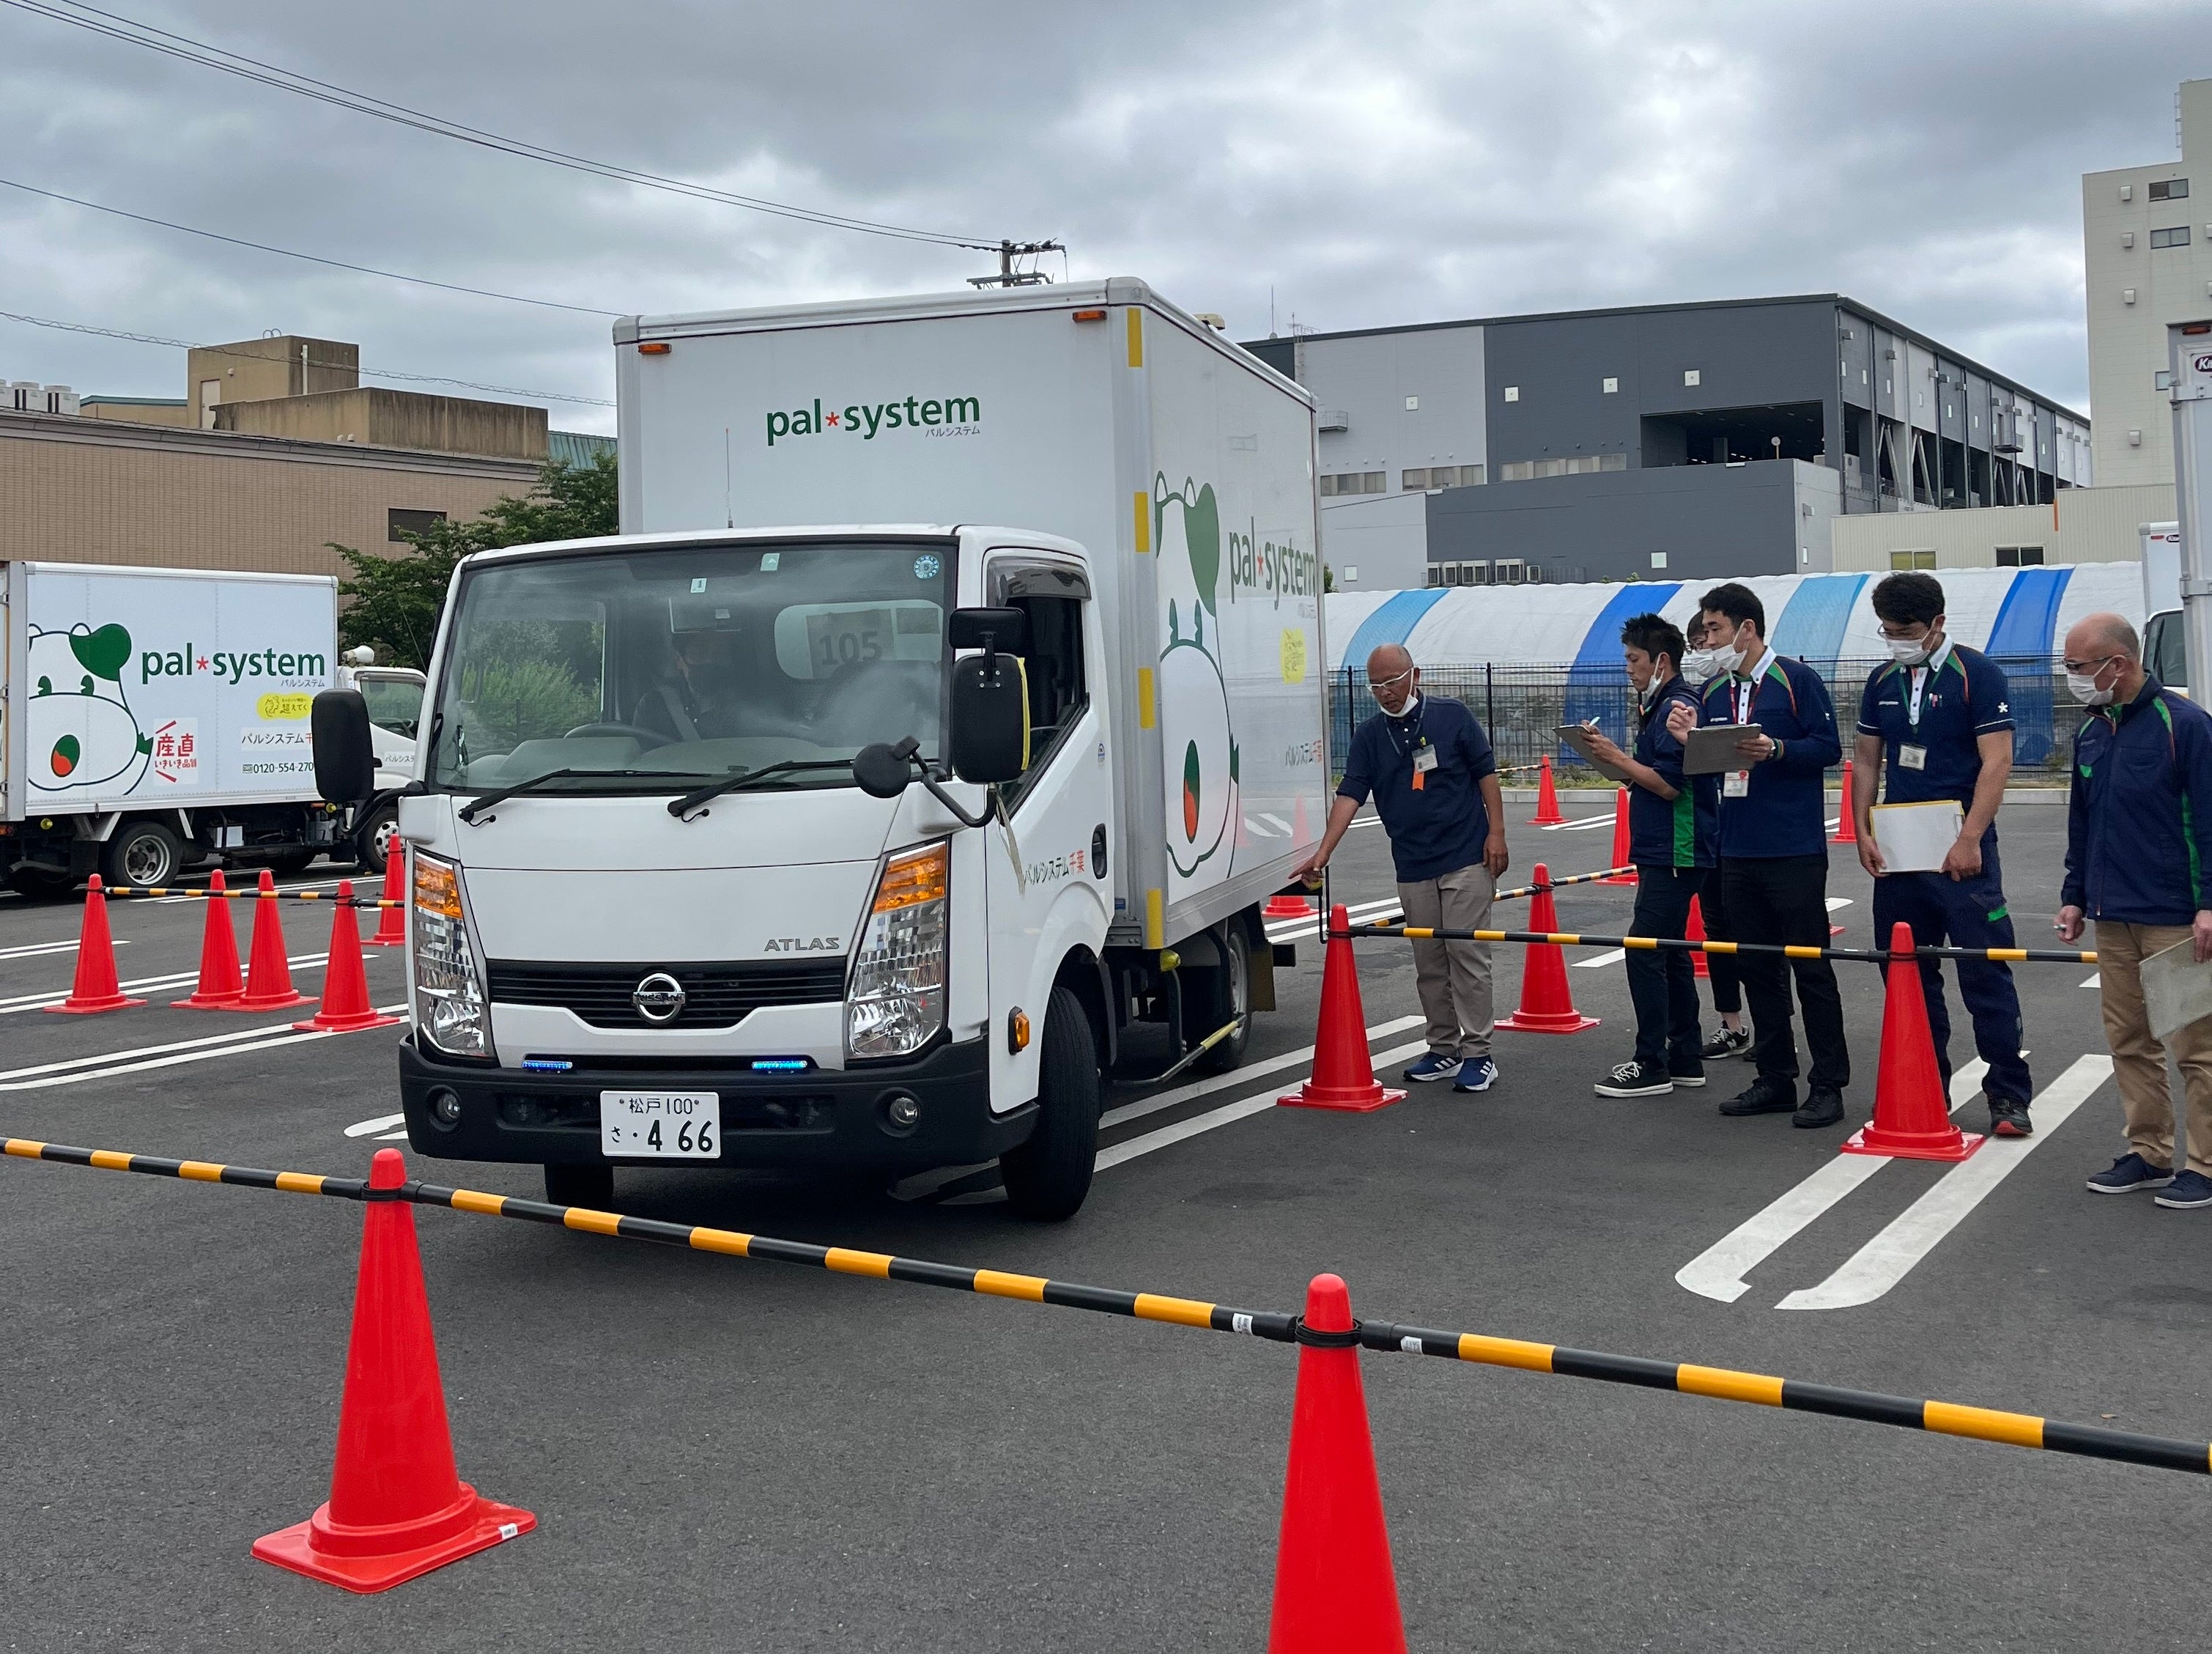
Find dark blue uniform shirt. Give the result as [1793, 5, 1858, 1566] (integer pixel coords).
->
[1695, 650, 1842, 860]
[1338, 695, 1497, 883]
[2063, 676, 2212, 926]
[1628, 673, 1718, 868]
[1856, 640, 2013, 819]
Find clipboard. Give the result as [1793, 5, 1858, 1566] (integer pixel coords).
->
[1682, 723, 1753, 776]
[1869, 800, 1964, 874]
[2142, 937, 2212, 1044]
[1555, 724, 1636, 784]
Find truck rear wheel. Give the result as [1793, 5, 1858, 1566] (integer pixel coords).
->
[1191, 921, 1253, 1077]
[544, 1163, 615, 1209]
[7, 865, 76, 900]
[999, 986, 1100, 1221]
[354, 804, 400, 875]
[102, 821, 184, 889]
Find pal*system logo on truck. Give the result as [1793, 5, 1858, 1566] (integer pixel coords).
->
[765, 394, 982, 446]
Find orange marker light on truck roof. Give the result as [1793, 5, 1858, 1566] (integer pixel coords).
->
[637, 341, 672, 355]
[1072, 309, 1107, 322]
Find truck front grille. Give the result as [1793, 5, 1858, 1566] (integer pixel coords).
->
[486, 957, 847, 1029]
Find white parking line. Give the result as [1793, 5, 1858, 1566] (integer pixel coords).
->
[1825, 896, 1852, 912]
[345, 1112, 407, 1138]
[2081, 972, 2101, 989]
[1264, 895, 1402, 942]
[0, 938, 131, 961]
[1094, 1041, 1432, 1173]
[0, 949, 357, 1014]
[0, 1018, 314, 1083]
[0, 1004, 407, 1091]
[1675, 1060, 1990, 1304]
[1776, 1056, 2112, 1311]
[1572, 949, 1627, 969]
[1542, 814, 1616, 832]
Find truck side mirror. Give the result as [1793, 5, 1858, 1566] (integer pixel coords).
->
[950, 655, 1029, 784]
[947, 606, 1029, 655]
[311, 689, 376, 805]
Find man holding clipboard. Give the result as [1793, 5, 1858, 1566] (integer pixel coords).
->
[1849, 572, 2031, 1138]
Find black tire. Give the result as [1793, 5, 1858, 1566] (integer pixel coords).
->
[354, 805, 399, 875]
[259, 849, 317, 879]
[7, 865, 76, 900]
[999, 985, 1101, 1221]
[1191, 921, 1254, 1077]
[101, 820, 185, 889]
[544, 1163, 615, 1209]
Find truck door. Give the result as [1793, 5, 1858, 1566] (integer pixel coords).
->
[983, 555, 1114, 1108]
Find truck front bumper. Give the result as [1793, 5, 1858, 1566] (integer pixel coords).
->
[396, 1035, 1030, 1173]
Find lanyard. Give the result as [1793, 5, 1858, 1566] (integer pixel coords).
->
[1906, 666, 1928, 731]
[1733, 675, 1755, 727]
[1383, 699, 1427, 758]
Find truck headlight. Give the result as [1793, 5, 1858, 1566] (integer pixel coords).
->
[412, 850, 493, 1060]
[846, 841, 949, 1060]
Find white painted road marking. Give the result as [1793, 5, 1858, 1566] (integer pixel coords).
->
[1825, 896, 1852, 912]
[0, 938, 131, 961]
[0, 1019, 317, 1084]
[1095, 1041, 1432, 1173]
[1674, 1060, 1991, 1304]
[1775, 1055, 2112, 1311]
[0, 1004, 407, 1091]
[1572, 949, 1627, 969]
[344, 1112, 408, 1138]
[0, 945, 393, 1014]
[1542, 813, 1616, 832]
[2081, 972, 2101, 989]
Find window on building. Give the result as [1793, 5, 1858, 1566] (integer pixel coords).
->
[1889, 548, 1937, 571]
[2151, 226, 2191, 249]
[1404, 396, 1419, 410]
[1318, 472, 1386, 497]
[1405, 465, 1482, 490]
[2149, 178, 2189, 201]
[1994, 545, 2045, 567]
[1683, 369, 1701, 387]
[1650, 551, 1668, 569]
[1503, 386, 1520, 402]
[1602, 377, 1619, 394]
[1534, 458, 1566, 479]
[388, 508, 448, 542]
[1498, 460, 1534, 482]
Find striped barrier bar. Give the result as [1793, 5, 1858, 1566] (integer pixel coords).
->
[101, 886, 400, 907]
[1493, 867, 1632, 901]
[1345, 923, 2098, 967]
[3, 1134, 2200, 1477]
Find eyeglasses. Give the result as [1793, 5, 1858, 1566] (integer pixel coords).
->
[1367, 667, 1415, 700]
[1877, 624, 1931, 641]
[2061, 654, 2118, 676]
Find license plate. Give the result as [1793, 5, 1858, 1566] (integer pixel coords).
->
[599, 1091, 720, 1159]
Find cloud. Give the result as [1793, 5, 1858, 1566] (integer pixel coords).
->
[0, 0, 2202, 430]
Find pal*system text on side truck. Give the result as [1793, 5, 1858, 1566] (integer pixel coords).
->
[312, 279, 1330, 1219]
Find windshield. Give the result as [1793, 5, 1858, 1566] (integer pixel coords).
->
[428, 539, 953, 793]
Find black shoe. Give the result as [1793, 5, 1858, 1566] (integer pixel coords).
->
[1988, 1099, 2033, 1137]
[1595, 1059, 1673, 1098]
[1701, 1027, 1751, 1060]
[1793, 1088, 1845, 1129]
[1720, 1076, 1797, 1116]
[1669, 1062, 1707, 1088]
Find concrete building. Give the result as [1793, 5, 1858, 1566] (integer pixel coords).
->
[1828, 480, 2174, 572]
[1243, 295, 2087, 588]
[2084, 78, 2212, 491]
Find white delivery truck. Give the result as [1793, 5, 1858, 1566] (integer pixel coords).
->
[1, 561, 391, 893]
[2139, 522, 2186, 690]
[313, 278, 1327, 1219]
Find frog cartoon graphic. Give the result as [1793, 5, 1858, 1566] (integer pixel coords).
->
[26, 622, 152, 796]
[1155, 472, 1239, 886]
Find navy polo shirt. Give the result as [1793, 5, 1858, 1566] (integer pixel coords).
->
[1628, 673, 1718, 868]
[1696, 650, 1843, 860]
[1337, 695, 1497, 883]
[1856, 640, 2013, 819]
[2063, 676, 2212, 926]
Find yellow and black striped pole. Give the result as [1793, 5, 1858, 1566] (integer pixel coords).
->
[1347, 922, 2097, 968]
[3, 1135, 2199, 1477]
[100, 886, 400, 907]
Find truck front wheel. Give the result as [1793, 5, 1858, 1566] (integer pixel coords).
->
[999, 986, 1101, 1221]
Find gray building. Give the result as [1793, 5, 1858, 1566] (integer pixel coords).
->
[1242, 295, 2090, 588]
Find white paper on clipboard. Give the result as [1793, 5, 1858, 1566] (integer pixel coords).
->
[1682, 724, 1753, 776]
[2142, 937, 2212, 1045]
[1555, 724, 1636, 784]
[1869, 800, 1964, 874]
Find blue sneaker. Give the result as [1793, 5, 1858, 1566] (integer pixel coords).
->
[1402, 1052, 1460, 1083]
[2086, 1153, 2174, 1195]
[2154, 1170, 2212, 1209]
[1453, 1057, 1498, 1093]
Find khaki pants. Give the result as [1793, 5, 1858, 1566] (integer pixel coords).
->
[2095, 920, 2212, 1177]
[1399, 863, 1496, 1060]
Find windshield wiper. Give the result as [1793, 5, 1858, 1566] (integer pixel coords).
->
[459, 768, 715, 824]
[668, 760, 854, 821]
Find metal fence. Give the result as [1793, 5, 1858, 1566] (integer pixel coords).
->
[1329, 659, 2086, 781]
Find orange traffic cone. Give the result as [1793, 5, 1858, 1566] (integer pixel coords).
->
[1265, 892, 1315, 920]
[1267, 1274, 1406, 1654]
[1832, 760, 1857, 843]
[172, 868, 245, 1008]
[232, 867, 310, 1011]
[45, 874, 145, 1014]
[1528, 753, 1566, 826]
[1279, 907, 1406, 1111]
[1497, 863, 1599, 1033]
[1599, 786, 1638, 884]
[1291, 794, 1314, 848]
[1841, 923, 1983, 1163]
[254, 1148, 534, 1592]
[365, 848, 407, 948]
[1686, 893, 1711, 981]
[295, 881, 403, 1034]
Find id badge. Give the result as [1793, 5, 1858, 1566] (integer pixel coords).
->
[1899, 744, 1927, 771]
[1411, 744, 1438, 774]
[1723, 769, 1750, 798]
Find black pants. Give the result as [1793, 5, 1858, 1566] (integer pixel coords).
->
[1628, 865, 1708, 1071]
[1701, 864, 1742, 1016]
[1722, 854, 1849, 1093]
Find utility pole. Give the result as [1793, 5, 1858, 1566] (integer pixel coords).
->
[968, 240, 1063, 288]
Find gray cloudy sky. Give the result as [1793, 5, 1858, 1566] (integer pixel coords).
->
[1, 0, 2203, 435]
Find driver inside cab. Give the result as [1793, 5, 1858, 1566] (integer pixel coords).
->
[637, 630, 740, 742]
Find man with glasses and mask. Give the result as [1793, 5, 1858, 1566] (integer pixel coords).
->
[2057, 612, 2212, 1207]
[1296, 643, 1509, 1093]
[1849, 572, 2032, 1138]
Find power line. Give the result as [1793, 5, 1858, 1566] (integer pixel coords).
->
[0, 176, 619, 318]
[0, 309, 614, 407]
[3, 0, 1010, 253]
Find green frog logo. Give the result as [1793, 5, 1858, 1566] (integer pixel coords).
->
[27, 622, 151, 795]
[1155, 473, 1238, 882]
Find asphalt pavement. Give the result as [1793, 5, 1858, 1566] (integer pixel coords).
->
[1, 799, 2205, 1653]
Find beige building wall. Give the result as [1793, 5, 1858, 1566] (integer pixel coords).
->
[78, 398, 194, 429]
[217, 385, 548, 461]
[2083, 79, 2212, 490]
[1, 409, 537, 580]
[1830, 481, 2176, 571]
[188, 336, 360, 430]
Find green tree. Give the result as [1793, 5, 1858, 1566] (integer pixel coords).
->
[331, 451, 618, 668]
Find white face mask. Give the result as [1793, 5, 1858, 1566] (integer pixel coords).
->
[1887, 634, 1935, 666]
[1679, 648, 1725, 685]
[2066, 670, 2115, 706]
